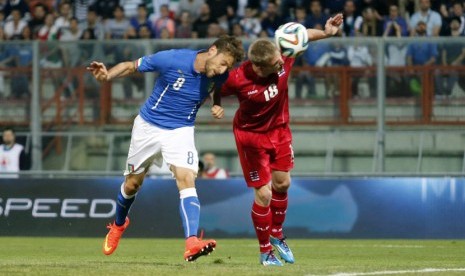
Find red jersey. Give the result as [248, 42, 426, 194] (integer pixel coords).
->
[221, 56, 295, 132]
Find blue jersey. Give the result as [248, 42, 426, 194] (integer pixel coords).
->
[136, 49, 228, 129]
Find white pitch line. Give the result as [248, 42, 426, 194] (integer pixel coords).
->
[309, 268, 465, 276]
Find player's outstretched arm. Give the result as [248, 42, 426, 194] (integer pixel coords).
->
[86, 61, 136, 82]
[306, 13, 343, 42]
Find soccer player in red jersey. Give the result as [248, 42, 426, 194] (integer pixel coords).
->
[218, 14, 343, 266]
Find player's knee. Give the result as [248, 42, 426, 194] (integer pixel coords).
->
[175, 169, 196, 189]
[255, 188, 272, 206]
[124, 177, 143, 194]
[273, 178, 291, 192]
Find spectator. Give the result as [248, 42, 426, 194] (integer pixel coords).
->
[407, 21, 438, 66]
[60, 17, 82, 41]
[176, 0, 203, 20]
[153, 4, 175, 38]
[406, 21, 438, 95]
[129, 4, 154, 37]
[202, 152, 229, 179]
[206, 0, 231, 21]
[37, 12, 58, 40]
[3, 0, 29, 19]
[230, 22, 246, 38]
[358, 0, 389, 17]
[9, 26, 32, 100]
[91, 0, 119, 20]
[192, 3, 217, 38]
[441, 2, 465, 36]
[355, 7, 383, 36]
[120, 0, 143, 19]
[342, 0, 361, 37]
[261, 2, 284, 37]
[294, 31, 330, 98]
[348, 42, 374, 98]
[52, 1, 72, 38]
[175, 11, 192, 38]
[206, 22, 224, 38]
[409, 0, 442, 36]
[138, 23, 154, 38]
[237, 0, 260, 18]
[324, 0, 346, 15]
[80, 28, 104, 121]
[144, 0, 171, 21]
[279, 0, 311, 20]
[436, 17, 465, 97]
[327, 42, 349, 97]
[294, 6, 307, 26]
[0, 26, 8, 98]
[0, 127, 29, 178]
[105, 5, 130, 39]
[239, 6, 261, 38]
[80, 7, 104, 40]
[4, 8, 27, 39]
[383, 4, 409, 37]
[384, 11, 410, 97]
[305, 0, 329, 28]
[60, 17, 82, 68]
[72, 0, 96, 23]
[28, 3, 47, 38]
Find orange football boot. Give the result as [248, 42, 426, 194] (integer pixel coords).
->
[103, 217, 130, 255]
[183, 233, 216, 262]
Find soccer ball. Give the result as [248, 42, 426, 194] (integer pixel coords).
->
[274, 22, 309, 58]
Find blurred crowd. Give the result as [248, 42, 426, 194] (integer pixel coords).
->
[0, 0, 464, 100]
[0, 0, 463, 42]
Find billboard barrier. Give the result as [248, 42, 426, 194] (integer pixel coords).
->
[1, 177, 464, 238]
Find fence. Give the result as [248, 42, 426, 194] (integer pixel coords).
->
[0, 37, 464, 173]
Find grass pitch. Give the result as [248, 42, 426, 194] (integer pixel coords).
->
[1, 238, 465, 275]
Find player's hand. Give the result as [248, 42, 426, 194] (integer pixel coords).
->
[86, 61, 109, 82]
[325, 13, 343, 36]
[211, 105, 224, 119]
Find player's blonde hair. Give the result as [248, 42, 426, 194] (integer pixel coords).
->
[211, 35, 245, 63]
[248, 39, 279, 67]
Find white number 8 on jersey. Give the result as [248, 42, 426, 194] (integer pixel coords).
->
[173, 77, 185, 90]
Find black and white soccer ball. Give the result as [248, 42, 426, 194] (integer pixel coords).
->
[274, 22, 309, 58]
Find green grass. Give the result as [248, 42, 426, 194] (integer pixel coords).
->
[1, 238, 465, 275]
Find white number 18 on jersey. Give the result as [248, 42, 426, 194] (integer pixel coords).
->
[264, 84, 278, 101]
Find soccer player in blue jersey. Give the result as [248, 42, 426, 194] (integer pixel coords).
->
[86, 36, 244, 261]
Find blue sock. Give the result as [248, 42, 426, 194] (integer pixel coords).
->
[179, 188, 200, 238]
[115, 183, 136, 226]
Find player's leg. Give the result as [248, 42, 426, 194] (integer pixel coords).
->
[268, 126, 295, 263]
[234, 128, 282, 266]
[253, 183, 282, 266]
[104, 171, 146, 255]
[270, 170, 291, 239]
[163, 126, 215, 261]
[269, 170, 294, 264]
[103, 115, 161, 255]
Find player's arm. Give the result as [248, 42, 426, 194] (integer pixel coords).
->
[307, 13, 343, 42]
[86, 61, 136, 82]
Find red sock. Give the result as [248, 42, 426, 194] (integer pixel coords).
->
[270, 188, 288, 239]
[251, 201, 272, 253]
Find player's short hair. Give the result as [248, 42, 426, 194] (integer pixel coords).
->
[211, 35, 245, 63]
[248, 39, 278, 67]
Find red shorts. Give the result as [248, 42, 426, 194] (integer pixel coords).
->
[233, 125, 294, 187]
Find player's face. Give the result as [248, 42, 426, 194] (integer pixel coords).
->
[254, 51, 284, 77]
[205, 51, 235, 78]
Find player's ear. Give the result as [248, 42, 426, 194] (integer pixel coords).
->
[208, 45, 218, 56]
